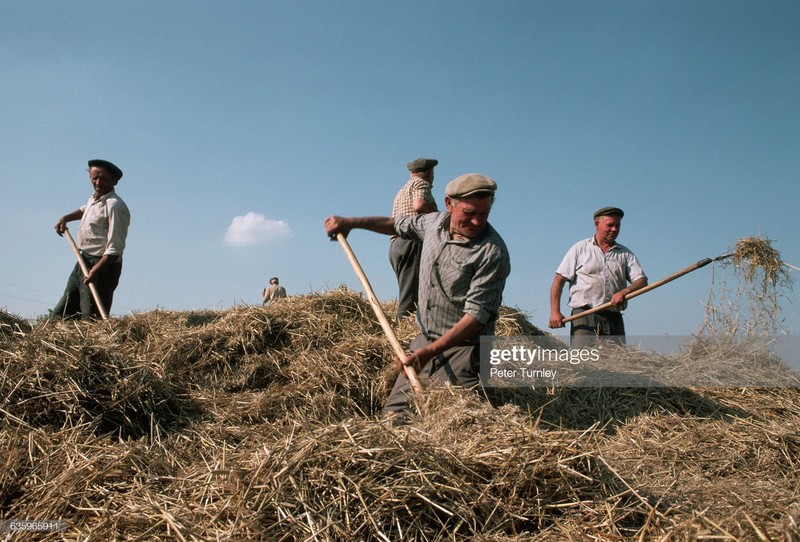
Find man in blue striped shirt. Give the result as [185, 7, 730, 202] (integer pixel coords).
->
[325, 173, 511, 423]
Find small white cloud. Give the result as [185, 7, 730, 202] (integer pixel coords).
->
[224, 212, 291, 247]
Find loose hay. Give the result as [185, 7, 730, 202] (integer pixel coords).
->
[704, 236, 795, 336]
[1, 288, 799, 540]
[0, 309, 31, 342]
[734, 236, 791, 289]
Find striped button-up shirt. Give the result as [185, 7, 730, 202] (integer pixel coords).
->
[394, 211, 510, 340]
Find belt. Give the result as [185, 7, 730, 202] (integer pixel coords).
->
[574, 306, 619, 316]
[80, 251, 122, 264]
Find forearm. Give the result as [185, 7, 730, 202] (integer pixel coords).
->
[412, 314, 484, 365]
[85, 254, 116, 283]
[350, 216, 396, 235]
[621, 277, 648, 297]
[55, 209, 83, 234]
[549, 275, 569, 327]
[62, 209, 83, 222]
[550, 276, 566, 313]
[324, 215, 396, 238]
[611, 277, 648, 306]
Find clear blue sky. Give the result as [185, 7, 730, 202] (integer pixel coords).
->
[1, 0, 798, 339]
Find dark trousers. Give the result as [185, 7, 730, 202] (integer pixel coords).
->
[381, 334, 481, 421]
[389, 237, 421, 320]
[52, 255, 122, 320]
[569, 307, 626, 348]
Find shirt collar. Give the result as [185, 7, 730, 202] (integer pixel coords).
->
[92, 189, 116, 203]
[592, 235, 619, 251]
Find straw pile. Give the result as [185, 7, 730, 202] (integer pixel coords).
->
[0, 309, 30, 341]
[1, 287, 799, 540]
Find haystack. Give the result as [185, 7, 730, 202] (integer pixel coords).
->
[1, 288, 799, 540]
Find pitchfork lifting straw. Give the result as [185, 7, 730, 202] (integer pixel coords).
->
[563, 253, 733, 324]
[565, 236, 794, 325]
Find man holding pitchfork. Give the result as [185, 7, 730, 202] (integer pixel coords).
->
[325, 173, 510, 424]
[52, 159, 130, 320]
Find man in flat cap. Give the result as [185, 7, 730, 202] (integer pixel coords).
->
[52, 159, 131, 320]
[549, 206, 647, 346]
[262, 276, 287, 305]
[388, 158, 439, 320]
[325, 173, 510, 424]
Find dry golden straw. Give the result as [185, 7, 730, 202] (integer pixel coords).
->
[1, 288, 799, 540]
[703, 236, 794, 336]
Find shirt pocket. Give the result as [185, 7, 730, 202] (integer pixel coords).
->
[604, 258, 627, 280]
[438, 248, 475, 302]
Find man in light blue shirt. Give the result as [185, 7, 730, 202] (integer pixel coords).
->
[549, 207, 647, 346]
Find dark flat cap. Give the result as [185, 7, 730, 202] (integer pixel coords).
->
[445, 173, 497, 198]
[88, 159, 123, 181]
[593, 206, 624, 219]
[407, 158, 438, 172]
[269, 277, 279, 283]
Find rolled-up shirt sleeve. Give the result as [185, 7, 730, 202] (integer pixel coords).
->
[77, 192, 131, 258]
[104, 198, 130, 256]
[463, 244, 511, 325]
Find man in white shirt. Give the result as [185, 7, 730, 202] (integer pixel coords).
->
[549, 207, 647, 346]
[52, 159, 130, 320]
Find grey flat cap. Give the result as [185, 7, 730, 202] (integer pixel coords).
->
[407, 158, 438, 172]
[593, 206, 624, 219]
[445, 173, 497, 198]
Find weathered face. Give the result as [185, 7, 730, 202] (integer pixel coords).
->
[445, 196, 492, 239]
[595, 215, 621, 244]
[88, 166, 118, 197]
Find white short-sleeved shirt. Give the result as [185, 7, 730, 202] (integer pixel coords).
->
[556, 237, 646, 311]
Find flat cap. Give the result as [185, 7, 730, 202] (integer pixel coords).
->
[269, 277, 279, 283]
[593, 206, 624, 219]
[406, 158, 438, 172]
[88, 159, 123, 181]
[445, 173, 497, 198]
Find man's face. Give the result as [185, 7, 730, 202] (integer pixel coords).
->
[89, 166, 117, 197]
[445, 196, 492, 239]
[595, 215, 621, 244]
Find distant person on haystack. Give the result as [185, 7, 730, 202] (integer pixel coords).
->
[325, 173, 510, 425]
[52, 159, 130, 320]
[389, 157, 439, 321]
[549, 206, 647, 347]
[262, 277, 287, 305]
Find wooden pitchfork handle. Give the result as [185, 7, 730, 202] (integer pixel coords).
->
[63, 228, 109, 320]
[336, 233, 424, 394]
[563, 255, 730, 324]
